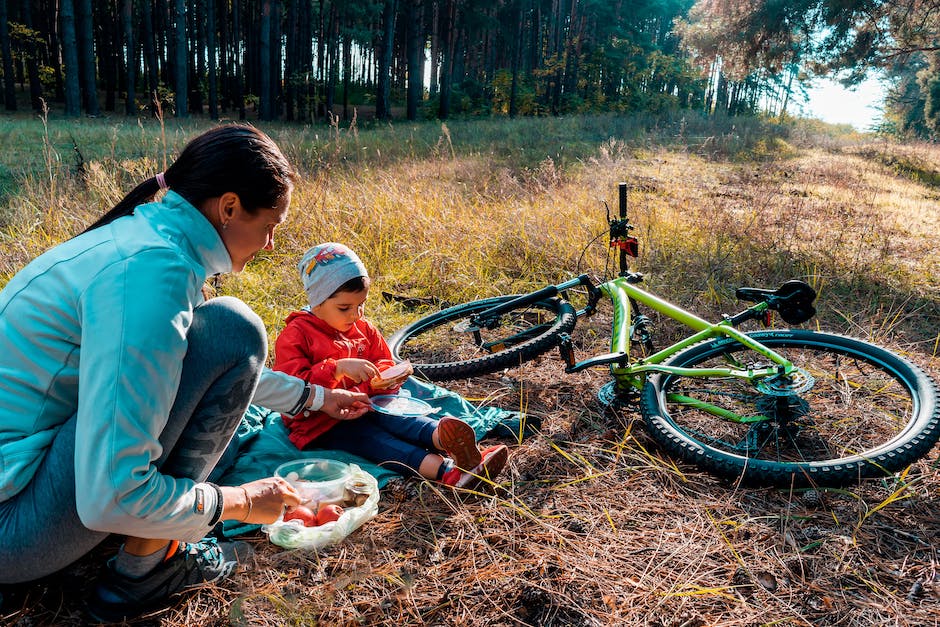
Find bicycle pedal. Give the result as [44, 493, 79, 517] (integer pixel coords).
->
[558, 333, 575, 368]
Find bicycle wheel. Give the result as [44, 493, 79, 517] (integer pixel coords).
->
[388, 295, 577, 381]
[640, 329, 940, 487]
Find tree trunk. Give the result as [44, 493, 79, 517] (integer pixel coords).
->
[123, 0, 137, 115]
[173, 0, 188, 116]
[218, 0, 228, 110]
[76, 0, 99, 114]
[406, 0, 422, 120]
[342, 20, 351, 120]
[375, 0, 398, 120]
[325, 2, 338, 117]
[44, 0, 65, 101]
[60, 0, 82, 116]
[438, 0, 456, 119]
[22, 0, 43, 110]
[284, 0, 296, 121]
[232, 0, 244, 119]
[259, 0, 272, 119]
[207, 0, 218, 118]
[191, 0, 204, 114]
[141, 0, 159, 114]
[270, 0, 281, 118]
[102, 0, 118, 112]
[0, 0, 17, 111]
[509, 2, 522, 117]
[428, 0, 438, 96]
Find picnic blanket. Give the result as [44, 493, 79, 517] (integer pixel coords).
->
[208, 377, 511, 537]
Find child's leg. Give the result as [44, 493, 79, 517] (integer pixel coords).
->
[367, 412, 482, 470]
[315, 416, 446, 479]
[435, 417, 482, 470]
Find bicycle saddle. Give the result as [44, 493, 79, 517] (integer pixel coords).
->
[735, 280, 817, 325]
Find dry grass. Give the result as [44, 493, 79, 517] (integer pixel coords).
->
[0, 115, 938, 626]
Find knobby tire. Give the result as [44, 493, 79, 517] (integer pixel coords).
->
[640, 329, 940, 487]
[388, 295, 577, 381]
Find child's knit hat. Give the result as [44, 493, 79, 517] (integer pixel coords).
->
[297, 243, 369, 308]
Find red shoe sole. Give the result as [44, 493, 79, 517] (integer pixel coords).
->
[438, 417, 482, 470]
[455, 444, 509, 490]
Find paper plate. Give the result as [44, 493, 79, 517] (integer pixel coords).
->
[370, 394, 434, 417]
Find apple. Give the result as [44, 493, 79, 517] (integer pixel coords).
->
[283, 505, 318, 527]
[316, 503, 344, 525]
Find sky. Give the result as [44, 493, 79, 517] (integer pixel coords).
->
[796, 74, 887, 131]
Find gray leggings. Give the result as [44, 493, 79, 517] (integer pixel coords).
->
[0, 296, 266, 584]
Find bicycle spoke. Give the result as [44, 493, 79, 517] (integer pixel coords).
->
[658, 341, 917, 466]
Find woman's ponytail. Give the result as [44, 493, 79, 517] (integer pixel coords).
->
[81, 125, 294, 234]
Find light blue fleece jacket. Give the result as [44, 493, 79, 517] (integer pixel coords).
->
[0, 191, 303, 541]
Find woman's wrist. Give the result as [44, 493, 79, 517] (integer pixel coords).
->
[219, 486, 253, 523]
[305, 384, 325, 411]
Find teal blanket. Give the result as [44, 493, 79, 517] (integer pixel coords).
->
[210, 377, 510, 537]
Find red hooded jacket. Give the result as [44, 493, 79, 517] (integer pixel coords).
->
[273, 310, 399, 449]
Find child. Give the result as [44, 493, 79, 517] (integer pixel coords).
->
[273, 242, 509, 489]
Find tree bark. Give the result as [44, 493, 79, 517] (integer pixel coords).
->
[438, 0, 457, 119]
[232, 0, 244, 119]
[207, 0, 218, 118]
[21, 0, 43, 110]
[102, 0, 118, 112]
[428, 0, 439, 96]
[406, 0, 423, 120]
[375, 0, 398, 120]
[259, 0, 272, 119]
[123, 0, 137, 115]
[141, 0, 159, 114]
[173, 0, 188, 116]
[0, 0, 17, 111]
[60, 0, 82, 116]
[76, 0, 99, 114]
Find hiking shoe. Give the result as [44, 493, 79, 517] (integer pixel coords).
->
[86, 537, 253, 622]
[440, 444, 509, 491]
[437, 416, 482, 470]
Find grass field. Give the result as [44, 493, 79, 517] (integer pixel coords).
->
[0, 111, 938, 626]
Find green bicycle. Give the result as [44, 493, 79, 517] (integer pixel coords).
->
[388, 183, 940, 487]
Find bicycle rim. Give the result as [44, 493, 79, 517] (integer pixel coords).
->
[640, 329, 940, 487]
[388, 295, 577, 381]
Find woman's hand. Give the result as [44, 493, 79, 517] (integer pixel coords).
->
[321, 388, 370, 420]
[335, 358, 380, 383]
[222, 477, 302, 524]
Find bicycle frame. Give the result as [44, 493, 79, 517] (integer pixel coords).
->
[596, 277, 795, 394]
[458, 181, 802, 422]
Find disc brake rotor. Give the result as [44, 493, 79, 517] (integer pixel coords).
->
[755, 368, 815, 396]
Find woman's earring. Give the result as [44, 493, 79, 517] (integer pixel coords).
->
[222, 222, 229, 230]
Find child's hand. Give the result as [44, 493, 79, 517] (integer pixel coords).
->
[371, 362, 413, 390]
[335, 358, 380, 384]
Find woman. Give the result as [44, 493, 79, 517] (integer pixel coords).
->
[0, 125, 368, 621]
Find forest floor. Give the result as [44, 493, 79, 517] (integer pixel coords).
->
[0, 114, 938, 626]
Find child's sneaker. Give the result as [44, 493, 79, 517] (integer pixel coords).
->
[437, 416, 482, 470]
[440, 444, 509, 491]
[86, 537, 253, 622]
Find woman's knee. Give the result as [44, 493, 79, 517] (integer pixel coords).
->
[190, 296, 267, 362]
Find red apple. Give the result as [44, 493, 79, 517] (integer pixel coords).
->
[316, 503, 344, 525]
[283, 505, 318, 527]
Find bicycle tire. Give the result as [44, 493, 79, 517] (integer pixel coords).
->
[639, 329, 940, 487]
[388, 295, 577, 381]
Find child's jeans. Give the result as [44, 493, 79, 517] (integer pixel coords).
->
[313, 412, 440, 475]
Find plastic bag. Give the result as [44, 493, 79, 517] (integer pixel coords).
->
[261, 463, 380, 550]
